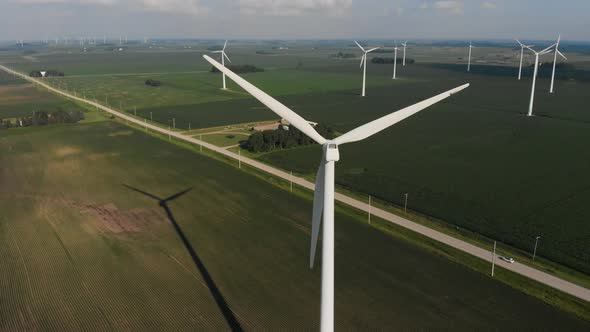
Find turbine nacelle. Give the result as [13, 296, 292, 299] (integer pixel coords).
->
[324, 143, 340, 162]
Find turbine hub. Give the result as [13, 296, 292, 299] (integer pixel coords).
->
[324, 143, 340, 162]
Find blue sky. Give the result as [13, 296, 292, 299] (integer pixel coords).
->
[1, 0, 589, 41]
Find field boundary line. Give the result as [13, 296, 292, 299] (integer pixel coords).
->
[3, 64, 590, 304]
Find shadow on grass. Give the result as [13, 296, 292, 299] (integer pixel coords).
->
[123, 184, 243, 332]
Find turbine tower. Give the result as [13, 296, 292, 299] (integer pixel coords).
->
[401, 41, 408, 66]
[525, 44, 556, 117]
[355, 41, 380, 97]
[549, 35, 567, 94]
[203, 54, 469, 332]
[392, 45, 399, 80]
[515, 39, 534, 80]
[467, 43, 475, 72]
[212, 40, 232, 90]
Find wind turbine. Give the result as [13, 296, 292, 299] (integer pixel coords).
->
[355, 41, 380, 97]
[467, 43, 475, 72]
[525, 44, 556, 117]
[515, 39, 534, 80]
[549, 35, 567, 94]
[212, 40, 232, 90]
[401, 41, 408, 66]
[203, 54, 469, 332]
[392, 45, 400, 80]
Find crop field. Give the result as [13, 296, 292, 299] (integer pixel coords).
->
[0, 71, 79, 119]
[2, 42, 590, 276]
[1, 118, 590, 330]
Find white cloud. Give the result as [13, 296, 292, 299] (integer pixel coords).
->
[481, 1, 497, 9]
[236, 0, 353, 16]
[432, 1, 464, 15]
[12, 0, 207, 15]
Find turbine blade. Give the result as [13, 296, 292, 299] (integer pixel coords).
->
[354, 40, 366, 52]
[541, 43, 557, 54]
[366, 47, 381, 53]
[334, 84, 470, 145]
[515, 39, 523, 47]
[359, 54, 365, 68]
[223, 52, 232, 63]
[223, 40, 228, 51]
[164, 187, 193, 202]
[310, 159, 326, 269]
[212, 51, 223, 53]
[203, 55, 327, 145]
[558, 50, 567, 60]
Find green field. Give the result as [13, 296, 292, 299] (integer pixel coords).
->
[2, 118, 590, 330]
[0, 71, 80, 119]
[3, 42, 590, 279]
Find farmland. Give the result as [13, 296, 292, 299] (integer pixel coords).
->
[0, 70, 80, 119]
[4, 42, 590, 275]
[1, 116, 590, 330]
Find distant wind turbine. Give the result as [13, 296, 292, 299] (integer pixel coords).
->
[212, 40, 232, 90]
[401, 41, 408, 66]
[515, 39, 534, 80]
[204, 54, 469, 332]
[355, 41, 380, 97]
[392, 45, 399, 80]
[525, 44, 556, 117]
[549, 35, 567, 94]
[467, 43, 475, 72]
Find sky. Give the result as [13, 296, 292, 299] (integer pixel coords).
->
[1, 0, 589, 41]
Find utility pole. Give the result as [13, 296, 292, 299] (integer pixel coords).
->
[144, 119, 147, 132]
[290, 171, 293, 192]
[404, 193, 409, 213]
[168, 125, 171, 140]
[238, 149, 241, 169]
[199, 134, 202, 152]
[491, 241, 497, 277]
[173, 118, 175, 129]
[368, 195, 372, 224]
[150, 112, 153, 121]
[134, 106, 137, 116]
[189, 123, 191, 131]
[533, 236, 541, 261]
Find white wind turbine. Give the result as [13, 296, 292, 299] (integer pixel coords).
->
[515, 39, 534, 80]
[467, 43, 475, 72]
[355, 41, 380, 97]
[525, 44, 556, 117]
[212, 40, 232, 90]
[392, 45, 400, 80]
[549, 35, 567, 94]
[401, 41, 408, 66]
[203, 54, 469, 332]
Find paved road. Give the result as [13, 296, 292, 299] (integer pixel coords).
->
[3, 65, 590, 303]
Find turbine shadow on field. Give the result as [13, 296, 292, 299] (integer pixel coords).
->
[123, 184, 244, 332]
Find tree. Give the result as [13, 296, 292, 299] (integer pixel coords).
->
[247, 132, 264, 152]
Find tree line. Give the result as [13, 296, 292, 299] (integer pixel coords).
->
[431, 63, 590, 82]
[244, 123, 335, 153]
[0, 110, 85, 129]
[211, 65, 264, 74]
[29, 70, 64, 77]
[371, 57, 416, 65]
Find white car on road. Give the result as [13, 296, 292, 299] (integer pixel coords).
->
[498, 256, 515, 264]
